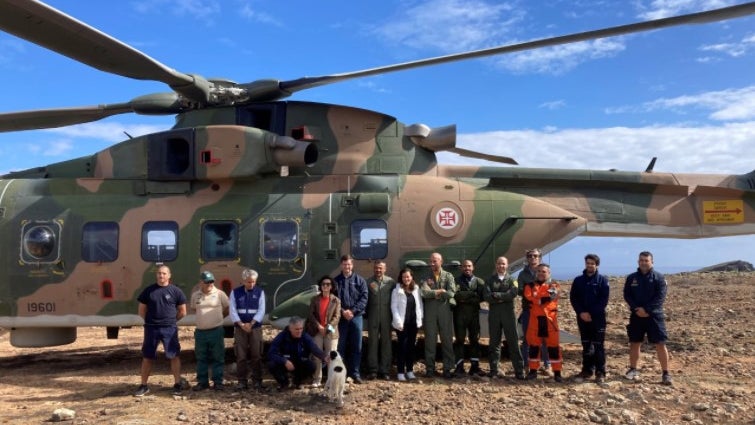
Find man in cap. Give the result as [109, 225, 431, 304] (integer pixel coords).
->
[230, 269, 266, 390]
[190, 270, 230, 391]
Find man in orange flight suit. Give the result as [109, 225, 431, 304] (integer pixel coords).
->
[523, 263, 563, 382]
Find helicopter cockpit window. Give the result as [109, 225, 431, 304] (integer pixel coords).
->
[21, 221, 62, 263]
[351, 219, 388, 260]
[82, 221, 119, 262]
[141, 221, 179, 262]
[202, 221, 239, 260]
[261, 220, 298, 261]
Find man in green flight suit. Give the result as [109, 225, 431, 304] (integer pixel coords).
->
[420, 252, 457, 379]
[453, 259, 485, 376]
[366, 260, 396, 380]
[484, 256, 525, 380]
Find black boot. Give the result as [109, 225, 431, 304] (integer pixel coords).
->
[454, 361, 465, 375]
[469, 361, 482, 376]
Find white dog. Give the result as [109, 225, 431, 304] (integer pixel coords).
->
[323, 350, 346, 407]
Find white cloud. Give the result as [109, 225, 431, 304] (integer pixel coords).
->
[636, 0, 735, 20]
[444, 121, 755, 173]
[238, 3, 283, 27]
[606, 85, 755, 121]
[132, 0, 221, 20]
[539, 100, 566, 110]
[699, 33, 755, 57]
[495, 38, 626, 74]
[373, 0, 523, 52]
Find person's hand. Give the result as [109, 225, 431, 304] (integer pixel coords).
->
[579, 312, 592, 322]
[343, 310, 354, 321]
[318, 324, 326, 335]
[635, 307, 649, 317]
[285, 360, 295, 371]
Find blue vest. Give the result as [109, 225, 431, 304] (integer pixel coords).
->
[233, 285, 263, 327]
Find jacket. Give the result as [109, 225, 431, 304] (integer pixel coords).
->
[391, 284, 423, 330]
[570, 270, 610, 317]
[305, 293, 341, 339]
[623, 268, 667, 317]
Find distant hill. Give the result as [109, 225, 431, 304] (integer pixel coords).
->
[694, 260, 754, 272]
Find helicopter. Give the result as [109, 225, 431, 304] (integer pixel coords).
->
[0, 0, 754, 348]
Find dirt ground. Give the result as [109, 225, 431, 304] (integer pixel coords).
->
[1, 272, 753, 425]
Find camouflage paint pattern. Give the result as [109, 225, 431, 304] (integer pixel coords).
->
[1, 100, 754, 346]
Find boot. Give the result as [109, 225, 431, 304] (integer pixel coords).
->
[468, 361, 482, 376]
[454, 361, 465, 375]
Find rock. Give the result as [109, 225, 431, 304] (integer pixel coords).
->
[51, 408, 75, 422]
[695, 260, 754, 272]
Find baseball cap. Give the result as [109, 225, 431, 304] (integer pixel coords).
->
[200, 271, 215, 283]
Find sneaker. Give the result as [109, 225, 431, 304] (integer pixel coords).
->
[625, 368, 640, 381]
[172, 383, 183, 396]
[134, 384, 150, 397]
[661, 373, 673, 386]
[573, 371, 592, 383]
[406, 371, 416, 380]
[351, 375, 364, 384]
[192, 383, 210, 391]
[595, 372, 606, 384]
[539, 365, 554, 377]
[311, 382, 321, 388]
[397, 373, 407, 382]
[526, 370, 538, 380]
[515, 372, 526, 380]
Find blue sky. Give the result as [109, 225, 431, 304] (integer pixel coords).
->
[0, 0, 754, 278]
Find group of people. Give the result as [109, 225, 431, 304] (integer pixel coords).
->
[132, 248, 672, 396]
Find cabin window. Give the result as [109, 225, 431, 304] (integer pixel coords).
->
[261, 219, 298, 261]
[202, 221, 239, 260]
[351, 219, 388, 259]
[82, 221, 119, 262]
[21, 221, 62, 263]
[141, 221, 179, 262]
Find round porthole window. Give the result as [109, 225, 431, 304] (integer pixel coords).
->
[24, 226, 56, 259]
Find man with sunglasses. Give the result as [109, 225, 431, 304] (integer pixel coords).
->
[517, 249, 552, 376]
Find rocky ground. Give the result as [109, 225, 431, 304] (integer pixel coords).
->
[0, 271, 753, 425]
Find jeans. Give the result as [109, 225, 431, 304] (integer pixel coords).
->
[337, 314, 363, 378]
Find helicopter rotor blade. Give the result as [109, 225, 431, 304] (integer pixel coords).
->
[0, 93, 184, 133]
[449, 148, 518, 165]
[0, 0, 211, 104]
[277, 2, 755, 96]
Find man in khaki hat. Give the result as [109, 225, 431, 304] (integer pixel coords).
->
[190, 270, 229, 391]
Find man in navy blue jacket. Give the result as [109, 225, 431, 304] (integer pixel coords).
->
[623, 251, 672, 386]
[335, 254, 368, 383]
[570, 253, 610, 383]
[267, 316, 329, 390]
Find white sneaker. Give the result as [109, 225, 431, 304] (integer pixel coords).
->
[397, 373, 407, 382]
[406, 371, 416, 380]
[625, 368, 640, 380]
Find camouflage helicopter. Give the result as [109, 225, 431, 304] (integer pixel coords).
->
[0, 0, 754, 348]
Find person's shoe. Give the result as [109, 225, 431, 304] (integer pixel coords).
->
[442, 370, 455, 379]
[406, 371, 417, 380]
[468, 362, 482, 376]
[526, 370, 538, 380]
[366, 373, 377, 380]
[515, 372, 526, 380]
[213, 382, 225, 391]
[235, 380, 249, 391]
[172, 383, 183, 396]
[252, 380, 267, 391]
[573, 371, 593, 383]
[625, 368, 640, 381]
[351, 375, 364, 384]
[277, 381, 291, 392]
[595, 372, 606, 384]
[553, 372, 563, 383]
[134, 384, 150, 397]
[424, 370, 437, 378]
[454, 363, 466, 375]
[539, 365, 554, 377]
[192, 383, 210, 392]
[488, 370, 504, 379]
[397, 373, 407, 382]
[377, 373, 390, 381]
[661, 372, 673, 386]
[311, 382, 321, 388]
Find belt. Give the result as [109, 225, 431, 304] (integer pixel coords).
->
[238, 309, 258, 314]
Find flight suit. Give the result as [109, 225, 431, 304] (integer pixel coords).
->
[366, 274, 396, 377]
[453, 273, 484, 373]
[420, 269, 456, 374]
[483, 273, 524, 377]
[523, 281, 563, 372]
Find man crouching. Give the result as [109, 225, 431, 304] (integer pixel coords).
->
[268, 316, 330, 391]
